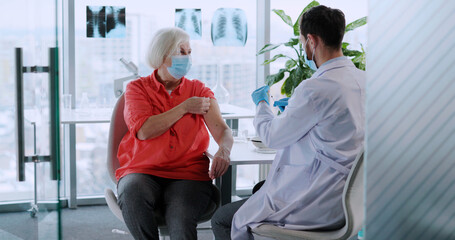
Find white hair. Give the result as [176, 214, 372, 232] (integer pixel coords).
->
[147, 27, 190, 69]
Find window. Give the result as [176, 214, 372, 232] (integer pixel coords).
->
[73, 0, 258, 197]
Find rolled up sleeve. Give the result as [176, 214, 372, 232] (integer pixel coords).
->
[195, 80, 215, 99]
[123, 82, 153, 138]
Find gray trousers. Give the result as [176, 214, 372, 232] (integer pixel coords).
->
[117, 173, 213, 240]
[211, 199, 247, 240]
[211, 180, 264, 240]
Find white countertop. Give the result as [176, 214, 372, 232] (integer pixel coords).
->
[207, 138, 275, 165]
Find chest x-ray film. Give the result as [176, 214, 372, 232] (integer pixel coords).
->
[87, 6, 126, 38]
[211, 8, 248, 46]
[175, 9, 202, 40]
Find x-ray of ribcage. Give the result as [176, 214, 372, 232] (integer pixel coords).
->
[175, 9, 202, 40]
[211, 8, 248, 46]
[87, 6, 126, 38]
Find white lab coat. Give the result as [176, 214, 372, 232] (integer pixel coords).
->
[231, 57, 365, 240]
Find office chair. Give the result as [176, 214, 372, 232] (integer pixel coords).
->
[104, 94, 221, 238]
[252, 150, 364, 240]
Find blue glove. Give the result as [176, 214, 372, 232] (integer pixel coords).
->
[273, 97, 289, 112]
[251, 85, 270, 106]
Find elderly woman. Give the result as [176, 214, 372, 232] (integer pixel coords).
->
[116, 27, 233, 240]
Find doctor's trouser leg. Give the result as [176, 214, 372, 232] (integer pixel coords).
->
[211, 199, 247, 240]
[117, 173, 213, 240]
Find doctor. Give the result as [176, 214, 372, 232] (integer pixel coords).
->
[211, 5, 365, 240]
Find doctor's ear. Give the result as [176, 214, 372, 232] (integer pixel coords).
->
[306, 34, 318, 48]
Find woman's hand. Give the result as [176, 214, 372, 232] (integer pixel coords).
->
[183, 97, 211, 114]
[209, 147, 231, 179]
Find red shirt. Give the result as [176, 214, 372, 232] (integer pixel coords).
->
[116, 70, 214, 181]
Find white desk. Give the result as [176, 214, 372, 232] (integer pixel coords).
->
[24, 108, 113, 124]
[208, 138, 275, 165]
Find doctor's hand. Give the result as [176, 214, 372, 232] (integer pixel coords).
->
[209, 147, 230, 179]
[183, 97, 211, 115]
[251, 85, 270, 106]
[273, 97, 289, 112]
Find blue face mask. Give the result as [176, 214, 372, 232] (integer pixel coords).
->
[303, 39, 317, 71]
[167, 55, 192, 79]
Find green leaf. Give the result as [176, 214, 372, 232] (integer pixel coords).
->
[293, 23, 301, 37]
[285, 59, 297, 69]
[342, 48, 362, 57]
[281, 67, 312, 97]
[299, 55, 306, 68]
[301, 65, 315, 79]
[262, 54, 287, 65]
[265, 68, 287, 86]
[281, 70, 296, 96]
[352, 52, 366, 70]
[342, 42, 350, 49]
[345, 16, 367, 33]
[272, 9, 293, 27]
[284, 38, 299, 47]
[293, 0, 320, 36]
[257, 43, 282, 55]
[301, 0, 321, 18]
[282, 69, 300, 97]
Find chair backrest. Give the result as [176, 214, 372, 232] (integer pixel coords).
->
[339, 149, 364, 239]
[251, 150, 364, 240]
[107, 94, 129, 184]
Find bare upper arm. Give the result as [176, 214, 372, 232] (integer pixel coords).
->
[204, 98, 229, 140]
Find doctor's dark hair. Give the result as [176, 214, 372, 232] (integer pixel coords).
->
[299, 5, 345, 49]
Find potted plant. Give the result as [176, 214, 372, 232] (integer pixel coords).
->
[257, 0, 367, 97]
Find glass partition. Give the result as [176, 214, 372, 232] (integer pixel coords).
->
[0, 0, 62, 238]
[366, 0, 455, 239]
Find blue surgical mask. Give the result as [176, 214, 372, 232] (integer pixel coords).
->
[167, 55, 192, 79]
[303, 39, 317, 71]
